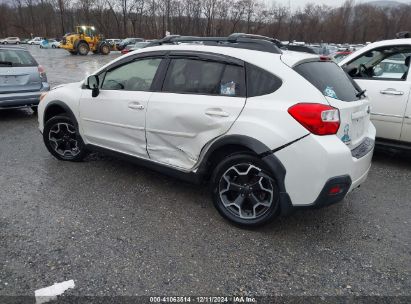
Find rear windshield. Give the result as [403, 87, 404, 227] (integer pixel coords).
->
[294, 61, 359, 101]
[0, 49, 37, 67]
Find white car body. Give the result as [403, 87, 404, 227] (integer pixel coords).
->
[28, 37, 44, 45]
[40, 39, 60, 49]
[340, 39, 411, 146]
[2, 37, 20, 44]
[37, 42, 375, 225]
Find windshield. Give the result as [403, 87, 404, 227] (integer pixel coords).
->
[0, 49, 37, 67]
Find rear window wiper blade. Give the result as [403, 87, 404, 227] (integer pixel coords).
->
[0, 61, 13, 66]
[356, 89, 366, 98]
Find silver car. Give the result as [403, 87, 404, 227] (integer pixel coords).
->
[0, 46, 50, 111]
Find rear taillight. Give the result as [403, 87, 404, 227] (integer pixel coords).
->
[38, 65, 47, 82]
[288, 103, 340, 135]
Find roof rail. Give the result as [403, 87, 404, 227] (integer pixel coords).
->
[145, 33, 283, 54]
[228, 33, 318, 54]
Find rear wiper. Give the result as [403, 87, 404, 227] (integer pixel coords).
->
[0, 61, 13, 66]
[356, 89, 366, 98]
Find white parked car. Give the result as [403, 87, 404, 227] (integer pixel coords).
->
[28, 37, 45, 45]
[37, 35, 375, 226]
[340, 38, 411, 148]
[40, 39, 60, 49]
[2, 37, 21, 44]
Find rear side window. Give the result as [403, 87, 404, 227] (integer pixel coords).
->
[162, 58, 245, 97]
[294, 61, 359, 101]
[0, 49, 37, 67]
[246, 63, 282, 97]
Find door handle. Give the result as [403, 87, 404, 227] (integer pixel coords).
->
[205, 109, 229, 117]
[128, 102, 144, 110]
[380, 89, 404, 96]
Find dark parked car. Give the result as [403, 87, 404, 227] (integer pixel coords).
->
[117, 38, 144, 50]
[0, 46, 50, 112]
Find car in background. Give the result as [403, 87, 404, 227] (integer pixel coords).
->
[117, 37, 144, 50]
[121, 41, 150, 54]
[331, 51, 352, 63]
[106, 39, 121, 49]
[20, 38, 30, 44]
[28, 37, 45, 45]
[1, 37, 21, 44]
[340, 38, 411, 148]
[0, 46, 50, 112]
[40, 39, 60, 49]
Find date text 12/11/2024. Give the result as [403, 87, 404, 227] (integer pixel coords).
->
[149, 296, 257, 303]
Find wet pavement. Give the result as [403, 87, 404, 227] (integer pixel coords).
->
[0, 45, 410, 299]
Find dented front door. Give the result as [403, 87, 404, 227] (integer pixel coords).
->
[146, 93, 246, 170]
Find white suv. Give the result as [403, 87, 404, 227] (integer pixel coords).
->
[38, 34, 376, 226]
[2, 37, 20, 44]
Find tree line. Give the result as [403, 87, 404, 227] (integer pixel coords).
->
[0, 0, 410, 43]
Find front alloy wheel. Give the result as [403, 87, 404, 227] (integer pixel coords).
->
[212, 154, 280, 227]
[43, 115, 88, 161]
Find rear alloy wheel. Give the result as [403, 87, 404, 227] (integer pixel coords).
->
[77, 42, 89, 56]
[43, 115, 88, 161]
[211, 154, 280, 227]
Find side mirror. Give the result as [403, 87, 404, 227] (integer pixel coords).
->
[87, 75, 100, 97]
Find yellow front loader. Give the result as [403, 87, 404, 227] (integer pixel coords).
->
[60, 26, 110, 55]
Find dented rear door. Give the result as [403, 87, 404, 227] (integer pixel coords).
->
[146, 56, 246, 170]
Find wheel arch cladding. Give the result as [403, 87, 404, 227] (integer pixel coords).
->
[198, 135, 292, 215]
[199, 135, 289, 198]
[44, 101, 78, 129]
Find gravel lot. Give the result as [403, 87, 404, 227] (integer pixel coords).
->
[0, 45, 410, 299]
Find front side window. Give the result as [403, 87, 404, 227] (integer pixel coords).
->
[345, 46, 411, 80]
[162, 58, 245, 97]
[101, 58, 162, 91]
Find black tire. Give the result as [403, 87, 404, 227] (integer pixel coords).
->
[211, 153, 280, 227]
[77, 42, 89, 55]
[52, 45, 56, 49]
[43, 115, 88, 162]
[99, 43, 110, 55]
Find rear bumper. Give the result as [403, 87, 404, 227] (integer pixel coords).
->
[273, 122, 376, 209]
[0, 83, 50, 108]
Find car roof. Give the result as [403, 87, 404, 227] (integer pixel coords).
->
[130, 43, 317, 63]
[94, 43, 318, 77]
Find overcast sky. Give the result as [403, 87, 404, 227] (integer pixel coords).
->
[272, 0, 411, 10]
